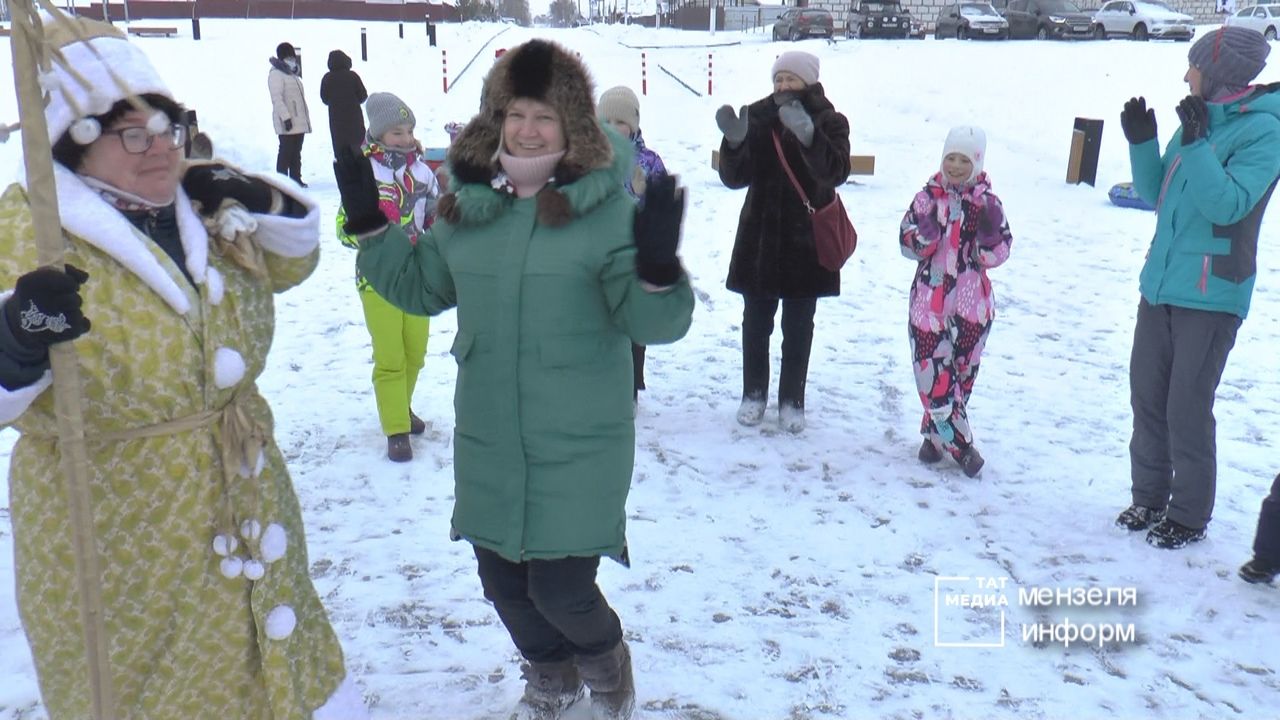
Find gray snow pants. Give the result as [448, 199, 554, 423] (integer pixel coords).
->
[1129, 298, 1241, 530]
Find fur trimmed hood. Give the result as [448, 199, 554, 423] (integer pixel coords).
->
[438, 123, 634, 229]
[444, 39, 613, 215]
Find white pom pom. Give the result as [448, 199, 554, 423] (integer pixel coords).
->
[260, 523, 287, 563]
[146, 110, 170, 134]
[212, 347, 246, 389]
[37, 71, 61, 93]
[243, 559, 266, 581]
[205, 266, 225, 306]
[212, 534, 239, 557]
[219, 556, 244, 579]
[68, 118, 101, 145]
[265, 605, 296, 640]
[240, 519, 262, 541]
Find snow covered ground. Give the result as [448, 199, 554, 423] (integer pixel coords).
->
[1, 17, 1278, 720]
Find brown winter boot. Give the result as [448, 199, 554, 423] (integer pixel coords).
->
[576, 640, 635, 720]
[409, 411, 427, 435]
[387, 433, 412, 462]
[509, 658, 585, 720]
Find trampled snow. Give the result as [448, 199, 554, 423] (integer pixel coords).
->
[1, 18, 1277, 720]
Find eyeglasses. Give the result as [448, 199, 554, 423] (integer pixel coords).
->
[101, 123, 188, 154]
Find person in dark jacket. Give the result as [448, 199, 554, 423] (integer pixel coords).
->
[1240, 473, 1280, 584]
[319, 50, 368, 160]
[1114, 27, 1280, 549]
[715, 50, 850, 433]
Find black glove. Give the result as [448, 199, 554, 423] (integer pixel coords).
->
[182, 163, 277, 215]
[1176, 95, 1209, 146]
[633, 174, 686, 287]
[283, 118, 293, 132]
[4, 264, 91, 352]
[715, 105, 749, 148]
[1120, 96, 1157, 145]
[334, 146, 388, 236]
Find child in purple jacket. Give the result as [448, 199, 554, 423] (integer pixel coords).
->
[900, 126, 1012, 477]
[598, 85, 670, 405]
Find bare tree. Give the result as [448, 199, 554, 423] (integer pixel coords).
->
[550, 0, 580, 25]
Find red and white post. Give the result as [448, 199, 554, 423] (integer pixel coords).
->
[442, 49, 449, 93]
[707, 53, 713, 96]
[641, 52, 648, 96]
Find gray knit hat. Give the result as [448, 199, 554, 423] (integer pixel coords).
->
[771, 51, 819, 86]
[1188, 27, 1270, 101]
[597, 86, 640, 134]
[366, 92, 416, 142]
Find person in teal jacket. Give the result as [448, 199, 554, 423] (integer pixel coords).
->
[1115, 26, 1280, 550]
[336, 41, 693, 720]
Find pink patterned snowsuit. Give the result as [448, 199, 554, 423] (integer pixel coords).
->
[900, 171, 1012, 459]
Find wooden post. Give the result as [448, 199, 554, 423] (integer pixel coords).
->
[8, 4, 116, 718]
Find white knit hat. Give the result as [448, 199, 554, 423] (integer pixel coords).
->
[42, 15, 174, 144]
[771, 51, 819, 86]
[941, 126, 987, 184]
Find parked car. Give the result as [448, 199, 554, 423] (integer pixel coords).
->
[935, 2, 1010, 38]
[774, 8, 836, 40]
[1225, 3, 1280, 40]
[1091, 0, 1194, 40]
[1004, 0, 1096, 38]
[846, 0, 913, 38]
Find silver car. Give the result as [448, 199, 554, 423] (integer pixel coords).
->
[1091, 0, 1195, 40]
[1225, 4, 1280, 41]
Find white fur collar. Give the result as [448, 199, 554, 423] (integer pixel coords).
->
[20, 165, 210, 315]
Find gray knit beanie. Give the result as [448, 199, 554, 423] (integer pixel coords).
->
[597, 86, 641, 135]
[1188, 27, 1270, 101]
[366, 92, 416, 143]
[771, 51, 819, 86]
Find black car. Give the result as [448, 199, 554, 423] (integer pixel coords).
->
[934, 2, 1010, 38]
[1004, 0, 1095, 38]
[773, 8, 836, 40]
[846, 0, 913, 38]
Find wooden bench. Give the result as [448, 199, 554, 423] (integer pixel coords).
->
[127, 26, 179, 38]
[712, 150, 876, 177]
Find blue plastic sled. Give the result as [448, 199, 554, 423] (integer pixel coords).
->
[1109, 182, 1155, 211]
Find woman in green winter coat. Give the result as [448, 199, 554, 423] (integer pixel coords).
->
[0, 18, 361, 719]
[340, 40, 694, 720]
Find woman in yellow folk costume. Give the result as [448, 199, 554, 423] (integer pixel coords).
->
[0, 17, 365, 719]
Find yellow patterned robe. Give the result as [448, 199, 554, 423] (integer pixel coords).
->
[0, 164, 356, 719]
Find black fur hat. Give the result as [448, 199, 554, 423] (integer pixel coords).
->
[446, 40, 612, 195]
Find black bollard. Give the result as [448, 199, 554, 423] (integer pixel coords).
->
[399, 22, 404, 38]
[192, 16, 201, 40]
[360, 27, 367, 61]
[426, 19, 436, 47]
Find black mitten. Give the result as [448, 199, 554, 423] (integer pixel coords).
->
[4, 264, 92, 352]
[633, 175, 686, 286]
[182, 163, 278, 215]
[1176, 95, 1209, 146]
[1120, 96, 1158, 145]
[334, 146, 388, 236]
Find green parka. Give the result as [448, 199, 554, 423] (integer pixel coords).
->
[357, 131, 694, 563]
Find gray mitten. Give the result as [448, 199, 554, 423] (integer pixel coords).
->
[778, 101, 814, 147]
[715, 105, 749, 148]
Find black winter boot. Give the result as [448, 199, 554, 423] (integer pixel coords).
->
[509, 658, 585, 720]
[1238, 557, 1279, 585]
[576, 640, 635, 720]
[1115, 504, 1166, 531]
[1146, 518, 1206, 549]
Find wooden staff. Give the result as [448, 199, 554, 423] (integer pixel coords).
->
[7, 3, 116, 717]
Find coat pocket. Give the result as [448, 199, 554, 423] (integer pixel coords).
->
[450, 331, 475, 363]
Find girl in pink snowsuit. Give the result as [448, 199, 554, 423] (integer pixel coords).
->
[899, 126, 1012, 477]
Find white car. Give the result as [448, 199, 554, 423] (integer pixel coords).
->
[1091, 0, 1195, 40]
[1225, 4, 1280, 40]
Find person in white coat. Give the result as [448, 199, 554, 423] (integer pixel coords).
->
[269, 41, 312, 186]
